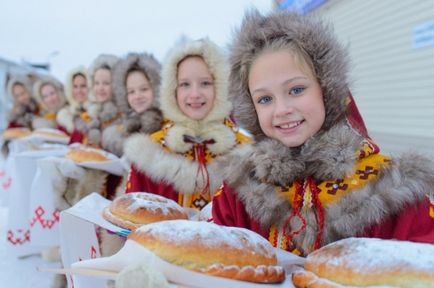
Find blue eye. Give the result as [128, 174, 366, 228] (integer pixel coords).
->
[257, 95, 272, 104]
[291, 87, 305, 95]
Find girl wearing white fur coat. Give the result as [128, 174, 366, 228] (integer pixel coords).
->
[56, 67, 90, 136]
[101, 52, 163, 157]
[69, 54, 120, 146]
[124, 39, 251, 210]
[6, 74, 39, 129]
[212, 11, 434, 257]
[32, 76, 67, 130]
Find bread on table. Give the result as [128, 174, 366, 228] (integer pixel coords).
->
[32, 128, 69, 139]
[65, 147, 109, 163]
[102, 192, 189, 231]
[128, 219, 286, 283]
[292, 237, 434, 288]
[2, 128, 31, 140]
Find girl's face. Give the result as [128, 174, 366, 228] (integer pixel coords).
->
[72, 74, 88, 103]
[126, 70, 154, 113]
[176, 56, 215, 121]
[93, 68, 112, 102]
[12, 84, 31, 105]
[248, 50, 325, 148]
[41, 83, 61, 110]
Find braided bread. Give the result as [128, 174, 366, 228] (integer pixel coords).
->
[292, 237, 434, 288]
[128, 219, 286, 283]
[102, 192, 188, 230]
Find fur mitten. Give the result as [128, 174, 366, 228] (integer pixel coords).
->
[101, 125, 124, 157]
[73, 115, 88, 132]
[87, 128, 102, 146]
[124, 116, 142, 134]
[100, 101, 119, 123]
[139, 108, 163, 134]
[115, 261, 169, 288]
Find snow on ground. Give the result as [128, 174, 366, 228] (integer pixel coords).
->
[0, 206, 60, 288]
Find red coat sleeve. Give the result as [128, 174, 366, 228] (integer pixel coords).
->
[68, 129, 85, 144]
[212, 182, 268, 239]
[364, 198, 434, 244]
[125, 164, 179, 203]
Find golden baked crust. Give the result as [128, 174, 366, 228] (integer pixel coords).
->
[128, 219, 285, 283]
[200, 263, 285, 283]
[65, 148, 109, 163]
[102, 192, 188, 230]
[33, 129, 68, 139]
[2, 128, 31, 140]
[295, 237, 434, 288]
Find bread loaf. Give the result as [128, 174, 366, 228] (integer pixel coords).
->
[292, 237, 434, 288]
[65, 148, 109, 163]
[2, 128, 31, 140]
[102, 192, 188, 230]
[128, 219, 285, 283]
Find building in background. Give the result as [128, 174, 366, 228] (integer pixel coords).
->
[276, 0, 434, 156]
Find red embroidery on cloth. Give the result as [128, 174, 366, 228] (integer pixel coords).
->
[7, 229, 31, 245]
[2, 177, 12, 190]
[29, 206, 60, 229]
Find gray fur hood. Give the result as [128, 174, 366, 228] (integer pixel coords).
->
[229, 10, 349, 141]
[112, 52, 162, 114]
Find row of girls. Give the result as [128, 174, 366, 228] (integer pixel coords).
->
[5, 8, 434, 280]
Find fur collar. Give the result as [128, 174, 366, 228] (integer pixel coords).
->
[165, 121, 237, 155]
[219, 123, 434, 252]
[124, 133, 225, 195]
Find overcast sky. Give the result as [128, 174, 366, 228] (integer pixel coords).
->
[0, 0, 273, 82]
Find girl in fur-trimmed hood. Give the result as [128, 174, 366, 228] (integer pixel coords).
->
[124, 38, 251, 210]
[101, 52, 163, 157]
[70, 54, 120, 146]
[56, 66, 90, 135]
[212, 10, 434, 256]
[32, 76, 67, 130]
[6, 74, 39, 129]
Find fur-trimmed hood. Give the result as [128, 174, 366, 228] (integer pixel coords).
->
[33, 76, 66, 113]
[112, 52, 161, 114]
[88, 54, 119, 102]
[229, 10, 350, 141]
[160, 38, 232, 128]
[64, 66, 89, 109]
[7, 74, 34, 105]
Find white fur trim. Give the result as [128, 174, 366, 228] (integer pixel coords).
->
[124, 134, 223, 195]
[56, 106, 74, 133]
[33, 76, 66, 112]
[160, 38, 232, 125]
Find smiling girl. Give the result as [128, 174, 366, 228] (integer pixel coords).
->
[212, 11, 434, 256]
[124, 39, 251, 211]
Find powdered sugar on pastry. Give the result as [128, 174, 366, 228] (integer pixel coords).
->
[134, 220, 275, 258]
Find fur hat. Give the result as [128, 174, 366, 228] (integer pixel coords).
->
[88, 54, 119, 102]
[229, 10, 350, 141]
[7, 74, 34, 105]
[160, 38, 232, 125]
[64, 66, 88, 109]
[33, 76, 67, 112]
[112, 52, 161, 114]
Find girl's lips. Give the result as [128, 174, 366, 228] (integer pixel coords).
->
[188, 103, 205, 108]
[275, 120, 303, 132]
